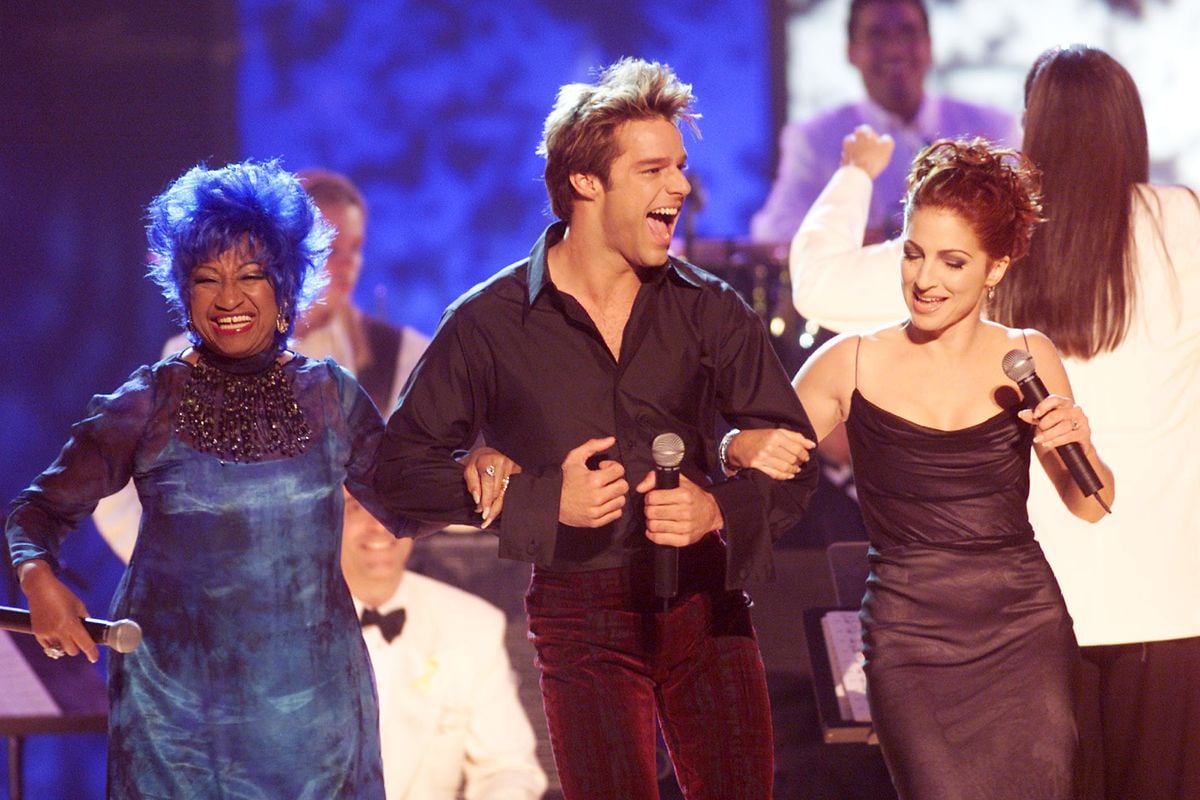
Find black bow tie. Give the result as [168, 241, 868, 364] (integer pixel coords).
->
[360, 607, 406, 643]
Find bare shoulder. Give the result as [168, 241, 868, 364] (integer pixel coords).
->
[795, 324, 903, 392]
[998, 325, 1074, 393]
[797, 331, 860, 377]
[984, 322, 1051, 357]
[823, 322, 908, 364]
[1014, 327, 1060, 365]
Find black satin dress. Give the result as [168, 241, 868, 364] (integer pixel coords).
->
[847, 389, 1079, 800]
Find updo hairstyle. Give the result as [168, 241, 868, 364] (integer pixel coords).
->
[904, 138, 1044, 263]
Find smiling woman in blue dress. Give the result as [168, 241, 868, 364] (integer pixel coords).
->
[6, 160, 409, 799]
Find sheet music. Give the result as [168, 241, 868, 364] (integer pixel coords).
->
[0, 629, 61, 717]
[820, 610, 871, 723]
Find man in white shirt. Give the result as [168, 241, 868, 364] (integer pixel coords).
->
[750, 0, 1016, 244]
[341, 491, 547, 800]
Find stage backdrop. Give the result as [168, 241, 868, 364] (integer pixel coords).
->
[234, 0, 777, 336]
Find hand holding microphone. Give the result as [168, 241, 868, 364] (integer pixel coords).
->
[0, 605, 143, 656]
[1002, 349, 1108, 510]
[639, 433, 727, 602]
[650, 433, 685, 600]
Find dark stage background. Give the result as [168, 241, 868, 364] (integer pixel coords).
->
[1, 3, 797, 798]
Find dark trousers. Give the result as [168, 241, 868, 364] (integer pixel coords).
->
[525, 550, 774, 800]
[1077, 635, 1200, 800]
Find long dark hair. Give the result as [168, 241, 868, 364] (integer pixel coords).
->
[989, 45, 1148, 359]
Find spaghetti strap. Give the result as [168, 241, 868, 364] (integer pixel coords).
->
[855, 335, 863, 389]
[1021, 329, 1030, 353]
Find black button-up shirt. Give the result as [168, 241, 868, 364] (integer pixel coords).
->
[377, 223, 818, 589]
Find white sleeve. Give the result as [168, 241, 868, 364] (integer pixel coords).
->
[90, 482, 140, 564]
[461, 614, 548, 800]
[790, 165, 908, 333]
[91, 334, 188, 562]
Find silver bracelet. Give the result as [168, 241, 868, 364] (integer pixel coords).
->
[718, 428, 741, 476]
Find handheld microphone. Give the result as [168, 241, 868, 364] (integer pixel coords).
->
[651, 433, 685, 601]
[0, 606, 144, 653]
[1001, 349, 1104, 499]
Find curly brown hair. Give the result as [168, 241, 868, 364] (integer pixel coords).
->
[904, 138, 1044, 263]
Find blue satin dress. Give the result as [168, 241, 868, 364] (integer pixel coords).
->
[7, 353, 396, 799]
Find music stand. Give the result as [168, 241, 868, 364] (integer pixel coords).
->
[802, 607, 876, 744]
[1, 630, 107, 800]
[802, 542, 877, 744]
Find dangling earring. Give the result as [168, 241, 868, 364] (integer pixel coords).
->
[987, 285, 995, 301]
[276, 313, 289, 334]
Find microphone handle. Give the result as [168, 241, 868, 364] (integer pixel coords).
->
[0, 605, 138, 650]
[1017, 375, 1104, 497]
[654, 467, 680, 600]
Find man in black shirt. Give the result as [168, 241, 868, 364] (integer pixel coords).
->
[376, 58, 819, 799]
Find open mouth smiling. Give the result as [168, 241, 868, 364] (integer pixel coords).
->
[647, 206, 680, 243]
[215, 314, 255, 333]
[912, 293, 946, 312]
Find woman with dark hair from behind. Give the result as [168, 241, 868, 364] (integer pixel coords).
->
[989, 45, 1200, 800]
[787, 44, 1200, 800]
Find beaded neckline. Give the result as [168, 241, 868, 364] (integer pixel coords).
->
[193, 343, 283, 375]
[175, 346, 312, 462]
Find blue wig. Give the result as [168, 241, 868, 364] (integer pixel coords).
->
[145, 158, 333, 347]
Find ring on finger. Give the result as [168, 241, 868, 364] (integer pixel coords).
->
[44, 645, 66, 660]
[1071, 420, 1080, 431]
[485, 464, 496, 477]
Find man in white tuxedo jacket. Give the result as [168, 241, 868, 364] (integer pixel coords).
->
[342, 491, 547, 800]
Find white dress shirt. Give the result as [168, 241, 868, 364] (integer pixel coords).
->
[356, 573, 547, 800]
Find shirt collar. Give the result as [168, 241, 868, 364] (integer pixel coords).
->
[525, 220, 703, 308]
[525, 221, 564, 306]
[351, 578, 408, 618]
[860, 93, 940, 138]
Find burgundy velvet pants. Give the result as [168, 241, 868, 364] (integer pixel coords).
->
[525, 553, 774, 800]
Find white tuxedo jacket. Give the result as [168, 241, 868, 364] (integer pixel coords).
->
[357, 572, 547, 800]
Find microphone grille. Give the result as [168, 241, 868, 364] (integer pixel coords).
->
[1001, 349, 1035, 382]
[106, 619, 143, 653]
[651, 432, 685, 468]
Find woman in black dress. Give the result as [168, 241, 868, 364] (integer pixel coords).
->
[728, 139, 1115, 799]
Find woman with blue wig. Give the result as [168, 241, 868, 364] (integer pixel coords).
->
[6, 159, 406, 798]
